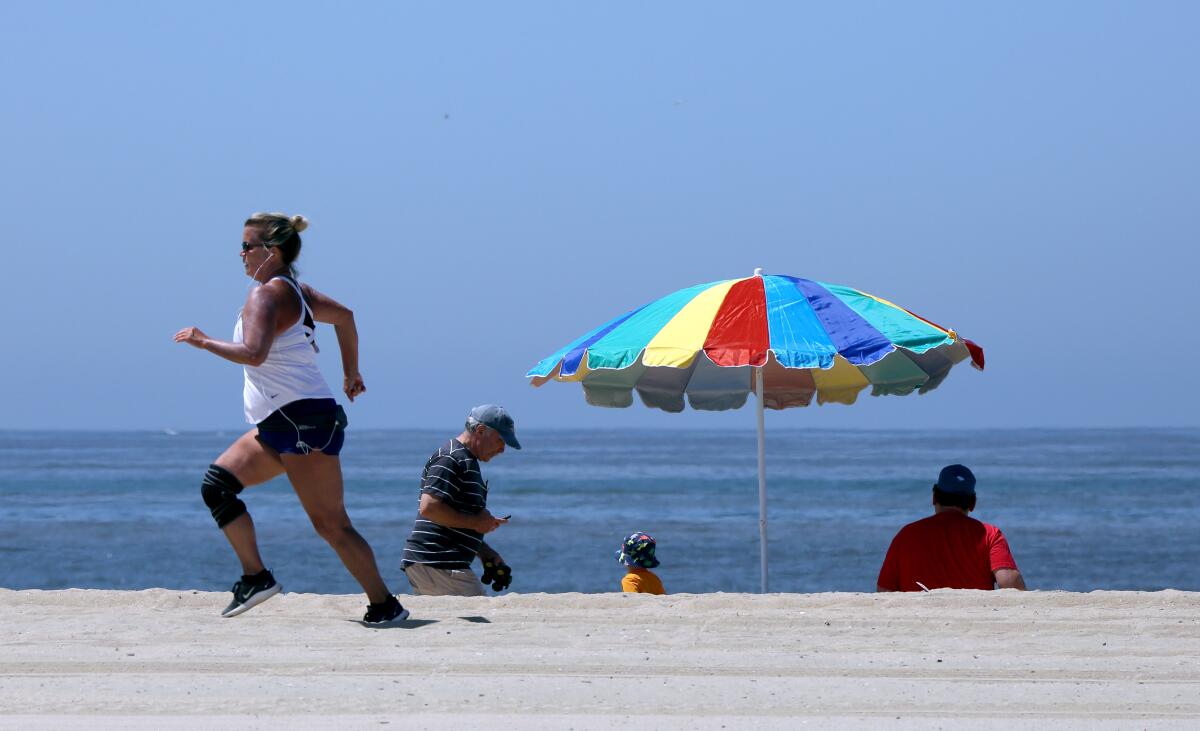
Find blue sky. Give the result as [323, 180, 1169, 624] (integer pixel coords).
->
[2, 2, 1196, 431]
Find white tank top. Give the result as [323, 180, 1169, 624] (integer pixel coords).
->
[233, 275, 334, 423]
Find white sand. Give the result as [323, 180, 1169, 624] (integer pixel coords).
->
[2, 589, 1198, 729]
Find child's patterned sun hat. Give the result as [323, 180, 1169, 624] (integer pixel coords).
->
[615, 532, 660, 568]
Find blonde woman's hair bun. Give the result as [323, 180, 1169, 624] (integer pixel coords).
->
[243, 211, 305, 270]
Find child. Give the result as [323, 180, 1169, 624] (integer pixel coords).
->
[616, 532, 665, 594]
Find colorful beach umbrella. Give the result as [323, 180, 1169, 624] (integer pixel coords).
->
[527, 269, 985, 591]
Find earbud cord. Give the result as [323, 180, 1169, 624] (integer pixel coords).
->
[249, 248, 277, 286]
[275, 406, 341, 456]
[249, 251, 318, 352]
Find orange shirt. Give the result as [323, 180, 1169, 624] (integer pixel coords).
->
[621, 567, 665, 595]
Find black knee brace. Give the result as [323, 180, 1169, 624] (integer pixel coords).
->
[201, 464, 247, 529]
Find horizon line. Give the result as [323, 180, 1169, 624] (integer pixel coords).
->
[2, 425, 1197, 434]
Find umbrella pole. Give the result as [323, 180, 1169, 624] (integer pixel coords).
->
[755, 366, 768, 593]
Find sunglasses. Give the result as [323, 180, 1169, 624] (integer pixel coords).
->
[241, 242, 272, 253]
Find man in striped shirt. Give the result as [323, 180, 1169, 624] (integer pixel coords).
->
[401, 405, 520, 596]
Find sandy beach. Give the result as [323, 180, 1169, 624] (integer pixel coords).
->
[1, 589, 1197, 729]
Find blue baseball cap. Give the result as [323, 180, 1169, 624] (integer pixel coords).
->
[936, 464, 976, 495]
[468, 404, 521, 450]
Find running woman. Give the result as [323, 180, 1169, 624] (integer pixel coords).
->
[175, 212, 408, 625]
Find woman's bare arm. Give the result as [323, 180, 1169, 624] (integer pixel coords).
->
[175, 285, 281, 366]
[302, 284, 365, 401]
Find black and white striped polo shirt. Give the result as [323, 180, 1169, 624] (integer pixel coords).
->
[401, 438, 488, 570]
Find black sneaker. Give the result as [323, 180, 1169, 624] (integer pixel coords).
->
[221, 570, 282, 618]
[362, 595, 410, 626]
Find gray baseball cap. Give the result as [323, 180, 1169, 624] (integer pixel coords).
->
[469, 404, 521, 450]
[936, 464, 976, 495]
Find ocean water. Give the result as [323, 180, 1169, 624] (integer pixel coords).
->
[1, 428, 1197, 595]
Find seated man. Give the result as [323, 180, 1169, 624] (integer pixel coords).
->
[401, 405, 519, 596]
[877, 464, 1026, 592]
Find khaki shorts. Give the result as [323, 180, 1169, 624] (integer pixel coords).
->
[404, 562, 487, 597]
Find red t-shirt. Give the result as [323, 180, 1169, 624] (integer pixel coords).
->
[877, 511, 1018, 592]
